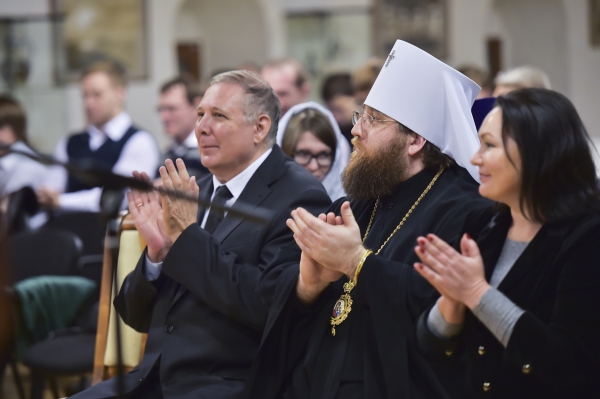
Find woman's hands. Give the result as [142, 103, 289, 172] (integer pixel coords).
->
[414, 233, 491, 310]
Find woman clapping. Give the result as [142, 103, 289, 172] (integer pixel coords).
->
[414, 88, 600, 398]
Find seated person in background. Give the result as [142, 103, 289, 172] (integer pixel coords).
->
[157, 75, 209, 179]
[243, 40, 490, 399]
[415, 88, 600, 398]
[69, 70, 331, 399]
[492, 65, 551, 97]
[37, 60, 159, 212]
[0, 95, 49, 198]
[321, 73, 357, 143]
[351, 57, 384, 106]
[278, 102, 350, 201]
[261, 57, 310, 117]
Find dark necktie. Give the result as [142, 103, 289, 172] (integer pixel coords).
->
[204, 185, 233, 234]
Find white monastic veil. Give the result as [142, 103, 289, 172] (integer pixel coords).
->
[277, 102, 351, 202]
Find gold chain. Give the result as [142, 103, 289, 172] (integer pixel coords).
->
[367, 167, 445, 255]
[330, 168, 445, 336]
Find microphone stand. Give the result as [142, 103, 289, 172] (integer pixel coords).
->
[1, 144, 271, 397]
[0, 144, 271, 224]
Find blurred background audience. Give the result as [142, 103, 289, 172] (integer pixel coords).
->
[36, 61, 159, 213]
[321, 73, 356, 144]
[1, 0, 599, 397]
[0, 96, 48, 200]
[156, 75, 208, 179]
[492, 65, 552, 96]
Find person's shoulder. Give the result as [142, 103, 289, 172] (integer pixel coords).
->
[66, 130, 89, 141]
[433, 165, 492, 209]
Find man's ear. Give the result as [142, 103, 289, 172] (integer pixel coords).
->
[407, 133, 427, 156]
[253, 114, 272, 144]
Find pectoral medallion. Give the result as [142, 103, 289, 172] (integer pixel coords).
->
[330, 280, 354, 336]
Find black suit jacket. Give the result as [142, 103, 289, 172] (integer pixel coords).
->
[75, 146, 331, 399]
[417, 206, 600, 398]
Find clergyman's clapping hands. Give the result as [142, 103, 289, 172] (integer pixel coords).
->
[288, 201, 366, 279]
[296, 212, 344, 304]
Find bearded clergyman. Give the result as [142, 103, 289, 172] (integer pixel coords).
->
[243, 40, 492, 399]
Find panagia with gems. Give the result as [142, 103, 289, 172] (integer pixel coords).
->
[242, 40, 491, 399]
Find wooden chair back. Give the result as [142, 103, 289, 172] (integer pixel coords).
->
[91, 213, 147, 385]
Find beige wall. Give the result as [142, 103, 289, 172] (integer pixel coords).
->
[4, 0, 284, 153]
[2, 0, 599, 156]
[448, 0, 600, 140]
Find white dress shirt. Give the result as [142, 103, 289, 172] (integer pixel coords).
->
[44, 112, 160, 212]
[0, 141, 49, 197]
[144, 147, 273, 281]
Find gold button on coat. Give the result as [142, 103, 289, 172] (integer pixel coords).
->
[483, 382, 491, 392]
[445, 350, 453, 356]
[478, 346, 485, 355]
[522, 364, 531, 374]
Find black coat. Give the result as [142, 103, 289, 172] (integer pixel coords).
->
[72, 146, 331, 399]
[244, 166, 491, 399]
[417, 206, 600, 398]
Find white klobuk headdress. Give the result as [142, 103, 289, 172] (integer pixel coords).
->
[365, 40, 481, 181]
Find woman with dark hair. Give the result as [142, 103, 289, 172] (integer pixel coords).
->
[277, 102, 350, 201]
[414, 88, 600, 398]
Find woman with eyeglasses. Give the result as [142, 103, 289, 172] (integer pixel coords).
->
[278, 102, 351, 201]
[414, 88, 600, 398]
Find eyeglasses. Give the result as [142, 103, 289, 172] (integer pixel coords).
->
[293, 150, 333, 167]
[352, 110, 396, 128]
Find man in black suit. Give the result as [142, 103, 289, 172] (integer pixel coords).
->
[71, 70, 331, 398]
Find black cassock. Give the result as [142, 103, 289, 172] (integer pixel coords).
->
[244, 166, 491, 399]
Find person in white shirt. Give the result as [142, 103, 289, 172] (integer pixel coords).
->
[37, 60, 159, 212]
[156, 76, 208, 179]
[0, 96, 49, 199]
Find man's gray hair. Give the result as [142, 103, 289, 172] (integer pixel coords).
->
[495, 66, 551, 90]
[209, 70, 281, 146]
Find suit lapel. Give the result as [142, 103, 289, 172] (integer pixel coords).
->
[196, 176, 214, 224]
[477, 211, 511, 282]
[169, 146, 286, 307]
[496, 217, 577, 304]
[212, 146, 285, 243]
[476, 209, 579, 307]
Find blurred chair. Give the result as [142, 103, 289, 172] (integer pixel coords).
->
[43, 212, 106, 286]
[18, 277, 97, 399]
[6, 228, 95, 399]
[9, 228, 82, 283]
[92, 213, 146, 385]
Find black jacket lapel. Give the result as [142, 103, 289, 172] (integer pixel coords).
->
[211, 146, 286, 243]
[170, 146, 286, 306]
